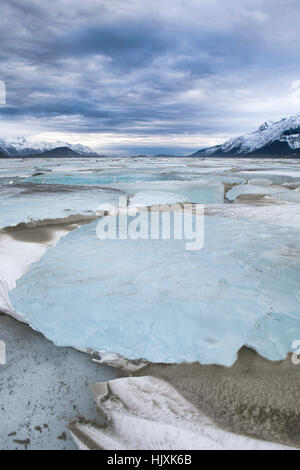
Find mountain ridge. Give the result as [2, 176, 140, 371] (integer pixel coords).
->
[0, 137, 97, 157]
[191, 113, 300, 157]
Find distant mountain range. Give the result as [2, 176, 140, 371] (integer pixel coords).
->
[0, 137, 97, 157]
[191, 113, 300, 157]
[2, 113, 300, 158]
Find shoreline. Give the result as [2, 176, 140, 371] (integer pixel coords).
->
[0, 312, 294, 450]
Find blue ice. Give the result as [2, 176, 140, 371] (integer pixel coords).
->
[9, 214, 300, 366]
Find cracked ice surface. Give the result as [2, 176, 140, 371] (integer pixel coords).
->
[1, 156, 300, 451]
[0, 183, 123, 229]
[226, 184, 300, 204]
[9, 212, 300, 366]
[1, 157, 300, 366]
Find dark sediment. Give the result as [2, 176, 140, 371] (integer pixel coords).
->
[134, 347, 300, 448]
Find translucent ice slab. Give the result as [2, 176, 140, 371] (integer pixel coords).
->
[24, 171, 227, 204]
[0, 184, 122, 229]
[130, 191, 187, 207]
[24, 171, 187, 186]
[227, 184, 300, 204]
[0, 158, 37, 179]
[10, 214, 300, 366]
[209, 204, 300, 230]
[231, 171, 300, 186]
[109, 180, 226, 204]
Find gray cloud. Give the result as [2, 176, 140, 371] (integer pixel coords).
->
[0, 0, 300, 154]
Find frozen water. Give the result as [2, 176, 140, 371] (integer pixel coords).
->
[24, 171, 185, 186]
[0, 158, 125, 228]
[9, 213, 300, 365]
[0, 184, 123, 228]
[210, 204, 300, 230]
[0, 158, 37, 179]
[1, 157, 299, 366]
[110, 180, 226, 204]
[130, 191, 187, 207]
[247, 178, 273, 186]
[226, 184, 300, 204]
[1, 156, 300, 451]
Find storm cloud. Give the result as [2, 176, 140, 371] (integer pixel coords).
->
[1, 0, 300, 154]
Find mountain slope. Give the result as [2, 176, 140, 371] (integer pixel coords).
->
[191, 114, 300, 157]
[0, 137, 97, 157]
[37, 147, 81, 157]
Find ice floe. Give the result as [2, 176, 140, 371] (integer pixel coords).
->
[226, 183, 300, 204]
[9, 213, 300, 365]
[1, 156, 300, 451]
[0, 184, 122, 229]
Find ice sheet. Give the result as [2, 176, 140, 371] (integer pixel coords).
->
[210, 204, 300, 230]
[227, 184, 300, 204]
[130, 191, 187, 207]
[9, 214, 300, 365]
[109, 180, 226, 204]
[1, 156, 300, 451]
[0, 185, 122, 229]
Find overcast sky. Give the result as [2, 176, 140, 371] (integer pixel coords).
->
[0, 0, 300, 155]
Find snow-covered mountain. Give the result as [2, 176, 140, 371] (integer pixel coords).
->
[191, 113, 300, 157]
[0, 137, 97, 157]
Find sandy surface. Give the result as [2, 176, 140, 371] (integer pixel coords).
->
[1, 310, 293, 450]
[69, 347, 298, 450]
[0, 313, 123, 450]
[1, 214, 99, 244]
[133, 348, 300, 448]
[0, 216, 123, 450]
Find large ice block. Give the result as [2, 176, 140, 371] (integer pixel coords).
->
[226, 184, 300, 204]
[110, 180, 226, 204]
[0, 184, 123, 229]
[9, 214, 300, 366]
